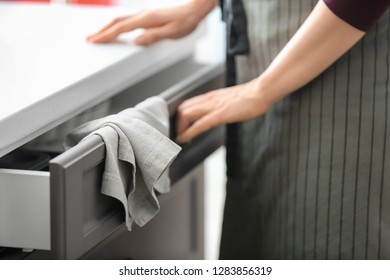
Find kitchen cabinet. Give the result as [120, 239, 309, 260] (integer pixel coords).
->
[0, 3, 225, 259]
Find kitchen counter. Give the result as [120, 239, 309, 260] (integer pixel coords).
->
[0, 2, 222, 157]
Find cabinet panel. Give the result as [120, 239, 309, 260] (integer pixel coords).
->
[81, 165, 205, 260]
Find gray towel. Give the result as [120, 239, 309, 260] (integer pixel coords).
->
[65, 96, 181, 230]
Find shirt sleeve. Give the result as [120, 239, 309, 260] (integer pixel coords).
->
[322, 0, 390, 31]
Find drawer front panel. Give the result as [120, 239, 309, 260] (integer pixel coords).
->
[49, 136, 124, 260]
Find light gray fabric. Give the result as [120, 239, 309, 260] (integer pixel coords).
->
[65, 96, 181, 230]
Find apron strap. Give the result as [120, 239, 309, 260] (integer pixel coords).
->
[221, 0, 250, 55]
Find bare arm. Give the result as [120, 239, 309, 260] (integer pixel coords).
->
[257, 0, 364, 106]
[176, 0, 365, 143]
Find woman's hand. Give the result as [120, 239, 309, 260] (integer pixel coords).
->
[176, 78, 272, 143]
[87, 0, 216, 45]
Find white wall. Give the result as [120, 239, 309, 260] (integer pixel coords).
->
[204, 147, 226, 260]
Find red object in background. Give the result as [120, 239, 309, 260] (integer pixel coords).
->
[70, 0, 117, 5]
[1, 0, 117, 5]
[3, 0, 50, 2]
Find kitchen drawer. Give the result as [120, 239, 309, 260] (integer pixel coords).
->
[0, 135, 125, 258]
[0, 60, 224, 259]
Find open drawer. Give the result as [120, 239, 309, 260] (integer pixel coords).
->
[0, 59, 224, 259]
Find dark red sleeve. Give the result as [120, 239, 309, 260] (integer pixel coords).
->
[322, 0, 390, 31]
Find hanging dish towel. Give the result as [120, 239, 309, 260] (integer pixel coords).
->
[65, 96, 181, 230]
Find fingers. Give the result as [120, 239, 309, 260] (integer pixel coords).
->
[176, 110, 222, 144]
[176, 104, 212, 137]
[134, 23, 180, 45]
[179, 89, 219, 109]
[93, 16, 132, 35]
[176, 92, 225, 143]
[87, 11, 167, 43]
[176, 91, 217, 135]
[87, 16, 131, 43]
[87, 16, 140, 43]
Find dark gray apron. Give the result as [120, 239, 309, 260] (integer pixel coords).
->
[220, 0, 390, 260]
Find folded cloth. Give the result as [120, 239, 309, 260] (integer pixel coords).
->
[65, 96, 182, 230]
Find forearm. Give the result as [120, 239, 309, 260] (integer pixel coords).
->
[257, 0, 365, 106]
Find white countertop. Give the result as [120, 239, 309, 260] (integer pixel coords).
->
[0, 2, 217, 157]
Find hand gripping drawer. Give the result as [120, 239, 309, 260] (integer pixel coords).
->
[0, 60, 224, 259]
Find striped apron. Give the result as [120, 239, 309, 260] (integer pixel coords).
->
[220, 0, 390, 260]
